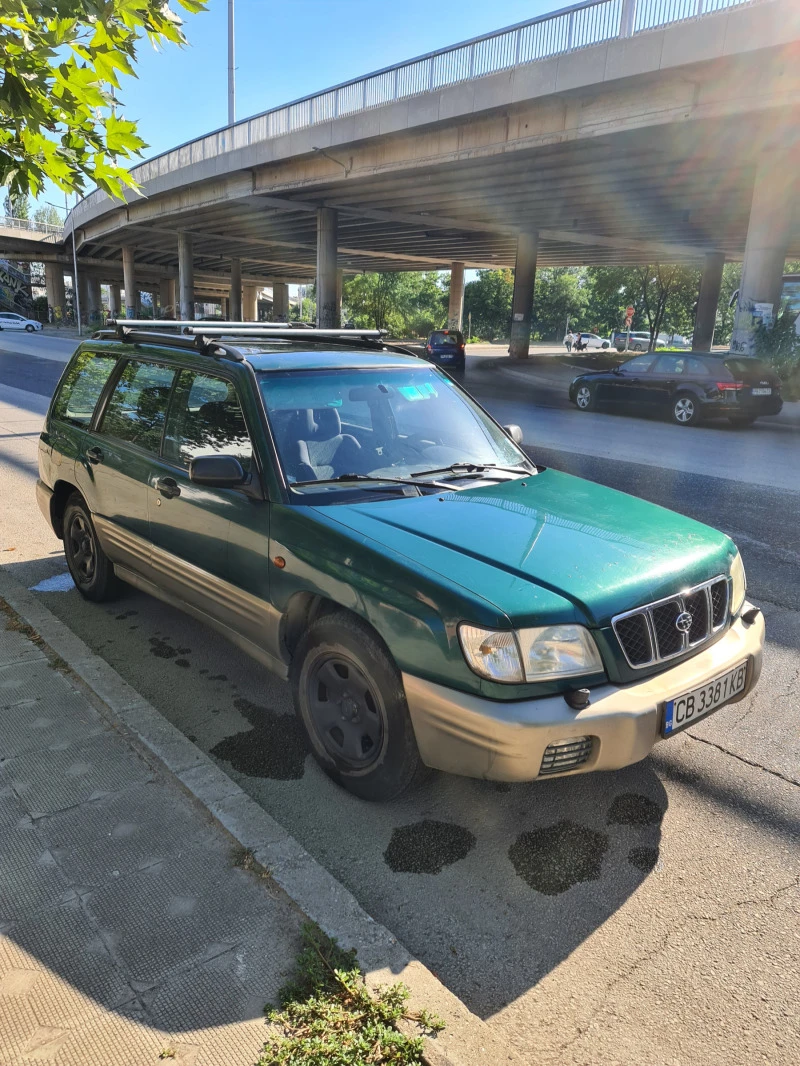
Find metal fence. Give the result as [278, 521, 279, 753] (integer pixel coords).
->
[0, 215, 64, 238]
[73, 0, 763, 221]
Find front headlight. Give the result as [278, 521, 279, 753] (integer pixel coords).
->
[517, 625, 604, 681]
[730, 551, 747, 615]
[458, 623, 603, 683]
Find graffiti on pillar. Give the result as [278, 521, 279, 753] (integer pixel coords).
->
[0, 259, 33, 314]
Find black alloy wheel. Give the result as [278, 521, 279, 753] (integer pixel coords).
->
[63, 493, 119, 601]
[292, 610, 425, 800]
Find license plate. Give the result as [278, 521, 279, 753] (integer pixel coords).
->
[662, 661, 748, 737]
[751, 387, 772, 396]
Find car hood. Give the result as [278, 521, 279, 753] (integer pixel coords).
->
[321, 469, 734, 627]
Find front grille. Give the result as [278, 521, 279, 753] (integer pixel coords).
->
[613, 576, 729, 670]
[539, 736, 593, 776]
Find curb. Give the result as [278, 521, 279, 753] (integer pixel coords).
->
[0, 571, 524, 1066]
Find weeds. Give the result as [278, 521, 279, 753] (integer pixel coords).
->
[230, 845, 271, 881]
[260, 922, 444, 1065]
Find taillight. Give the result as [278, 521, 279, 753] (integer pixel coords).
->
[426, 344, 432, 353]
[715, 382, 742, 391]
[458, 344, 465, 351]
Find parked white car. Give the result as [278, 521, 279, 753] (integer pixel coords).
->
[657, 332, 691, 349]
[566, 331, 610, 350]
[0, 312, 42, 332]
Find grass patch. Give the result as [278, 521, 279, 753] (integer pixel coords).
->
[261, 922, 443, 1065]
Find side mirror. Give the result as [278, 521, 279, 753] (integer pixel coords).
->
[189, 454, 245, 487]
[504, 424, 524, 445]
[612, 365, 623, 374]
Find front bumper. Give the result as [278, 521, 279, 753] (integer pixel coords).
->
[402, 607, 764, 782]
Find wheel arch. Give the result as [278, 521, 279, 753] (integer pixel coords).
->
[50, 479, 82, 539]
[280, 592, 396, 670]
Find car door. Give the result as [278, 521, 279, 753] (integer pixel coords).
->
[148, 367, 275, 659]
[647, 353, 688, 407]
[77, 357, 177, 578]
[0, 313, 22, 330]
[597, 354, 657, 405]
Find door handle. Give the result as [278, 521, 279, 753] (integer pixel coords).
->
[154, 476, 181, 499]
[85, 446, 103, 464]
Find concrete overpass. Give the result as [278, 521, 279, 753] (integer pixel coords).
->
[5, 0, 799, 352]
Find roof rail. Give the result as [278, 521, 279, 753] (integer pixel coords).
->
[107, 319, 308, 330]
[94, 325, 246, 361]
[183, 326, 386, 340]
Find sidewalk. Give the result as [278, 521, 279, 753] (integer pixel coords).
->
[0, 603, 302, 1065]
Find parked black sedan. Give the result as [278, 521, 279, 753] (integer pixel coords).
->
[568, 352, 783, 427]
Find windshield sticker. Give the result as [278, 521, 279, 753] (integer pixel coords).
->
[398, 382, 438, 402]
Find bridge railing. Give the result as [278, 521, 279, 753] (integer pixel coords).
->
[0, 215, 64, 239]
[73, 0, 761, 221]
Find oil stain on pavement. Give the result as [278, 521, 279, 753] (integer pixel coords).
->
[384, 820, 476, 874]
[607, 793, 664, 826]
[509, 820, 608, 895]
[210, 696, 308, 780]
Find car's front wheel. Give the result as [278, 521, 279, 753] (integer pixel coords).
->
[291, 611, 425, 801]
[672, 392, 701, 427]
[575, 383, 596, 411]
[25, 324, 35, 332]
[63, 493, 119, 601]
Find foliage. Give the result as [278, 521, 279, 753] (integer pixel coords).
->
[262, 922, 444, 1065]
[3, 189, 30, 218]
[0, 0, 206, 200]
[532, 267, 588, 339]
[753, 308, 800, 400]
[583, 265, 700, 346]
[33, 202, 63, 225]
[714, 262, 742, 345]
[343, 271, 446, 335]
[463, 268, 513, 339]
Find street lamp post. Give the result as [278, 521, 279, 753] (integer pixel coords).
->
[228, 0, 235, 126]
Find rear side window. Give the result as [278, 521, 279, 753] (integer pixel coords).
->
[52, 350, 118, 427]
[622, 354, 656, 372]
[98, 360, 176, 453]
[163, 370, 252, 474]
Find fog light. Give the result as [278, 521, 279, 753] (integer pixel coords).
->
[539, 736, 593, 776]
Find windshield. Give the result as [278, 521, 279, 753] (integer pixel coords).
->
[258, 365, 526, 488]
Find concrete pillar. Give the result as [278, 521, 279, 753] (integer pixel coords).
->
[77, 274, 89, 325]
[272, 282, 289, 321]
[220, 296, 228, 320]
[509, 232, 539, 359]
[316, 208, 339, 327]
[84, 277, 102, 324]
[692, 252, 725, 352]
[448, 262, 465, 330]
[178, 231, 195, 321]
[243, 283, 258, 321]
[108, 283, 121, 320]
[122, 246, 136, 319]
[44, 263, 66, 316]
[229, 258, 242, 320]
[731, 152, 798, 354]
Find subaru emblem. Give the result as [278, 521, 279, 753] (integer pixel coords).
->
[675, 611, 692, 633]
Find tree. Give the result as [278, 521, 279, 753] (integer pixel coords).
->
[33, 203, 63, 226]
[342, 271, 447, 335]
[0, 0, 206, 200]
[3, 190, 30, 218]
[532, 268, 588, 340]
[463, 269, 513, 340]
[585, 264, 700, 346]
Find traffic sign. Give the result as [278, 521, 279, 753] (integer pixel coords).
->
[625, 305, 635, 318]
[624, 315, 633, 328]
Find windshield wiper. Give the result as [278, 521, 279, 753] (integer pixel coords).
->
[409, 462, 534, 479]
[293, 473, 443, 493]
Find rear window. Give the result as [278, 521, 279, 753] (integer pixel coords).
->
[430, 331, 463, 346]
[724, 358, 771, 376]
[52, 350, 118, 427]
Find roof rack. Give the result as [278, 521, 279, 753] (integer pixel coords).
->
[94, 325, 246, 361]
[107, 319, 305, 330]
[182, 326, 386, 340]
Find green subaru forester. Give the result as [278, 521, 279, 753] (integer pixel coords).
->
[37, 326, 764, 800]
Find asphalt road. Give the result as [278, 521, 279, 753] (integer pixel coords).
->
[1, 335, 798, 1064]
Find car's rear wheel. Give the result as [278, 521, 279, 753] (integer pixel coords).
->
[672, 393, 701, 426]
[575, 384, 596, 411]
[291, 611, 425, 801]
[25, 324, 35, 332]
[728, 415, 756, 428]
[63, 493, 119, 601]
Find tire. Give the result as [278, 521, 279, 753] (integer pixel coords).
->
[574, 383, 596, 411]
[62, 492, 119, 602]
[601, 341, 609, 349]
[728, 415, 756, 428]
[672, 392, 701, 427]
[291, 610, 425, 801]
[25, 324, 35, 332]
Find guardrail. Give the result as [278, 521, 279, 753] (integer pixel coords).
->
[73, 0, 762, 221]
[0, 215, 64, 238]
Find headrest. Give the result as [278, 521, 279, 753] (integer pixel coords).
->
[312, 407, 341, 438]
